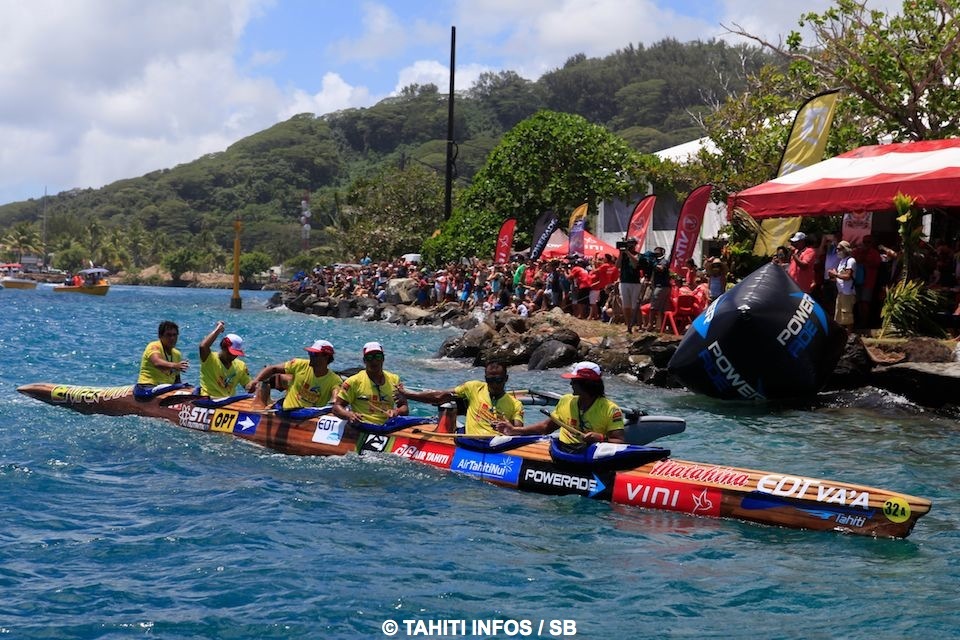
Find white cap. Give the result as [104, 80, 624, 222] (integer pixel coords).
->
[305, 339, 335, 356]
[790, 232, 807, 243]
[560, 361, 602, 381]
[362, 341, 384, 356]
[222, 334, 245, 356]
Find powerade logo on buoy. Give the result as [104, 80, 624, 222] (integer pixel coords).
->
[690, 296, 721, 338]
[777, 293, 829, 358]
[697, 340, 766, 400]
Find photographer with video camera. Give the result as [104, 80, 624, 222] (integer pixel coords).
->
[616, 237, 644, 334]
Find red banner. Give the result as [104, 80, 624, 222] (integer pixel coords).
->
[669, 185, 712, 273]
[494, 218, 517, 264]
[626, 194, 656, 248]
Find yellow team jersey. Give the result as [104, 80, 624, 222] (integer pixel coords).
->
[337, 370, 402, 425]
[282, 358, 341, 410]
[137, 340, 182, 385]
[550, 394, 624, 444]
[455, 380, 524, 436]
[199, 352, 251, 398]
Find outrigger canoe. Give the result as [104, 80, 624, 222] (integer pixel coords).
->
[18, 382, 932, 539]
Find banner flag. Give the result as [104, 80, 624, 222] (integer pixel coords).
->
[494, 218, 517, 264]
[568, 203, 588, 256]
[529, 210, 559, 261]
[669, 185, 712, 273]
[626, 194, 656, 248]
[754, 89, 840, 256]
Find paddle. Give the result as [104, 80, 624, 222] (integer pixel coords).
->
[537, 408, 685, 445]
[408, 429, 542, 440]
[158, 393, 254, 408]
[158, 393, 206, 407]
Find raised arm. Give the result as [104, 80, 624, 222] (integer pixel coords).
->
[199, 321, 225, 362]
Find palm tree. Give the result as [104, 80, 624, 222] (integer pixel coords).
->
[3, 222, 42, 263]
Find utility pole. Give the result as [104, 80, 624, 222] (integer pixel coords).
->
[444, 26, 456, 220]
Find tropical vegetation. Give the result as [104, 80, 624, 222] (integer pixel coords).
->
[0, 0, 956, 296]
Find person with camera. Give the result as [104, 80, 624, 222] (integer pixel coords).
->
[642, 247, 671, 332]
[616, 237, 643, 334]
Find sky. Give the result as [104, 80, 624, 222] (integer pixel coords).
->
[0, 0, 902, 206]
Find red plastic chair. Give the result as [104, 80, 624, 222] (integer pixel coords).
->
[662, 294, 699, 335]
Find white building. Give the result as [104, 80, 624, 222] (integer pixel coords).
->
[596, 137, 727, 267]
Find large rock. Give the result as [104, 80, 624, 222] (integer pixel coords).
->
[439, 323, 497, 358]
[398, 305, 433, 324]
[823, 335, 873, 390]
[870, 361, 960, 409]
[477, 335, 534, 367]
[527, 339, 579, 370]
[387, 277, 419, 304]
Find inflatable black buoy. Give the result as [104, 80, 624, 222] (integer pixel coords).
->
[667, 263, 846, 401]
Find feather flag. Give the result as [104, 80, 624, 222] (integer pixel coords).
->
[669, 185, 712, 273]
[493, 218, 517, 264]
[753, 89, 840, 256]
[626, 194, 656, 247]
[529, 210, 559, 261]
[567, 203, 588, 256]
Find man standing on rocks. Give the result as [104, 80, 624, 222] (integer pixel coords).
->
[617, 238, 643, 334]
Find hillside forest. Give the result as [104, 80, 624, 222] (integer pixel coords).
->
[3, 0, 959, 277]
[0, 38, 774, 276]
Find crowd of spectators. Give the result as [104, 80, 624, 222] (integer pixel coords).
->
[288, 246, 730, 334]
[285, 231, 960, 337]
[774, 231, 960, 333]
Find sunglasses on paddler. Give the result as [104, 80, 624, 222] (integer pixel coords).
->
[485, 376, 506, 384]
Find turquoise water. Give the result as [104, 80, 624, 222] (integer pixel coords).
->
[1, 285, 958, 639]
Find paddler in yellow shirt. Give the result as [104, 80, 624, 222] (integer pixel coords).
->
[246, 339, 341, 411]
[333, 342, 409, 425]
[135, 320, 190, 396]
[498, 361, 625, 445]
[198, 321, 251, 397]
[398, 361, 523, 436]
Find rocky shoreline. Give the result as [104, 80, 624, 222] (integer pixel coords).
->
[273, 282, 960, 417]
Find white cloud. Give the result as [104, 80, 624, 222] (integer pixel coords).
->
[0, 0, 303, 204]
[393, 61, 493, 95]
[283, 73, 376, 118]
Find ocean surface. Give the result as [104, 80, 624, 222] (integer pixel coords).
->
[1, 285, 958, 639]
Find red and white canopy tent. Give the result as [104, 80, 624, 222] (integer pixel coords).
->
[728, 139, 960, 219]
[540, 229, 619, 259]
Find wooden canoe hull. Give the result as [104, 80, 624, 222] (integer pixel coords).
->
[17, 382, 931, 539]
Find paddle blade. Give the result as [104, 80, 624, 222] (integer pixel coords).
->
[625, 415, 685, 445]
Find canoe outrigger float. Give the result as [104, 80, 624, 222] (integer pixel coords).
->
[17, 382, 931, 539]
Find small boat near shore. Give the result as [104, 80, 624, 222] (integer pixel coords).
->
[53, 267, 110, 295]
[17, 381, 932, 539]
[0, 263, 37, 290]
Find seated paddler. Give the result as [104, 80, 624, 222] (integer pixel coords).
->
[198, 321, 251, 398]
[497, 361, 625, 446]
[135, 320, 190, 398]
[398, 361, 523, 436]
[246, 339, 341, 412]
[332, 341, 408, 425]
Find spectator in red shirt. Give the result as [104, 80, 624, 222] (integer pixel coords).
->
[854, 235, 883, 330]
[588, 254, 620, 320]
[787, 232, 817, 293]
[568, 258, 592, 319]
